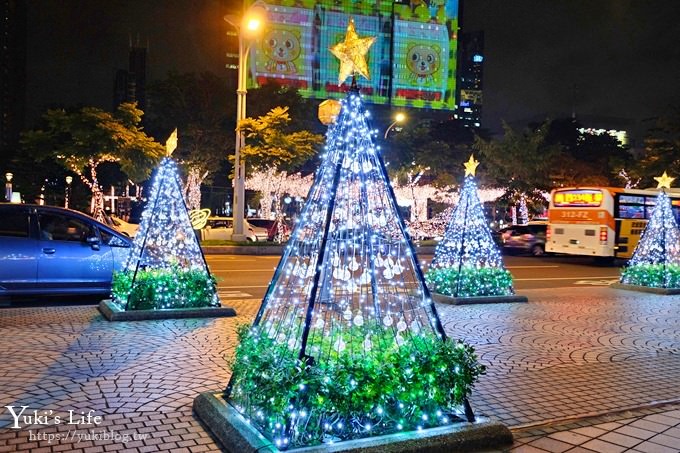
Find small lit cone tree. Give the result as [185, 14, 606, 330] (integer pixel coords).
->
[426, 156, 514, 297]
[620, 172, 680, 288]
[112, 131, 219, 310]
[226, 20, 485, 450]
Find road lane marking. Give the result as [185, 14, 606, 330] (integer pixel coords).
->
[514, 276, 619, 281]
[218, 285, 269, 289]
[574, 279, 620, 286]
[506, 265, 560, 269]
[209, 267, 276, 272]
[218, 290, 254, 298]
[206, 256, 280, 260]
[206, 257, 257, 261]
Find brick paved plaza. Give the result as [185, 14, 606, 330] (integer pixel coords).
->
[1, 287, 679, 452]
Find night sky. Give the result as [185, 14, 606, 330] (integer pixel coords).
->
[24, 0, 680, 141]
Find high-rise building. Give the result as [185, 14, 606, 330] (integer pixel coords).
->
[1, 0, 27, 166]
[113, 39, 147, 112]
[456, 30, 484, 128]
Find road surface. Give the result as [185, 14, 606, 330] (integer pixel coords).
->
[207, 253, 622, 302]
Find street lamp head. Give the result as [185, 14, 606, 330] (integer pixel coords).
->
[5, 172, 13, 182]
[224, 7, 266, 38]
[246, 17, 261, 32]
[65, 176, 73, 185]
[395, 112, 406, 123]
[242, 7, 265, 38]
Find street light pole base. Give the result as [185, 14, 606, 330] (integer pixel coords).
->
[231, 234, 248, 242]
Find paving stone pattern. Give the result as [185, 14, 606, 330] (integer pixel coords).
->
[0, 287, 679, 452]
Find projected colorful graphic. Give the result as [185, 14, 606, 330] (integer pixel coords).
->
[247, 0, 459, 110]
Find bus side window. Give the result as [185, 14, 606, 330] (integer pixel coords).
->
[673, 206, 680, 224]
[619, 204, 644, 219]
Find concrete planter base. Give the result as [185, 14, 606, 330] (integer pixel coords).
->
[432, 292, 528, 305]
[610, 282, 680, 295]
[193, 392, 513, 453]
[98, 299, 236, 321]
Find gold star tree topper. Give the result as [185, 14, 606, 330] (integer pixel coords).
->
[165, 128, 178, 156]
[464, 155, 480, 176]
[654, 171, 675, 189]
[329, 18, 376, 86]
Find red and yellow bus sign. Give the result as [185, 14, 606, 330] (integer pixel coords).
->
[553, 189, 603, 207]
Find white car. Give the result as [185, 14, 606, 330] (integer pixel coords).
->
[200, 217, 269, 242]
[109, 216, 139, 238]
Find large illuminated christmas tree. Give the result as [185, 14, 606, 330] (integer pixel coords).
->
[426, 156, 514, 297]
[620, 172, 680, 288]
[225, 20, 484, 449]
[112, 146, 220, 310]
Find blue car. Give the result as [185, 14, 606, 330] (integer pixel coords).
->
[0, 203, 132, 301]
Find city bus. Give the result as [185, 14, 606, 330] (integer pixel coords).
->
[546, 187, 680, 260]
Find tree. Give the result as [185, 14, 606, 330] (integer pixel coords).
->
[145, 71, 232, 209]
[246, 82, 325, 136]
[635, 109, 680, 186]
[474, 121, 561, 219]
[537, 117, 632, 186]
[238, 106, 323, 173]
[21, 103, 164, 220]
[383, 119, 482, 188]
[238, 106, 323, 219]
[475, 121, 560, 193]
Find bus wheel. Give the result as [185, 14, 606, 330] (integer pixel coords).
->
[594, 256, 615, 266]
[531, 244, 545, 257]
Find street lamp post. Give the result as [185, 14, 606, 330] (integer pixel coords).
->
[65, 176, 73, 208]
[225, 10, 264, 241]
[5, 172, 12, 202]
[384, 112, 406, 139]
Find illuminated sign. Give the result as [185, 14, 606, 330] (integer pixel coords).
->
[460, 88, 482, 105]
[189, 209, 212, 230]
[247, 0, 459, 110]
[553, 190, 603, 207]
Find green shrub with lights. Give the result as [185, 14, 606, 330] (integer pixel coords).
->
[227, 324, 486, 448]
[621, 263, 680, 289]
[112, 266, 219, 310]
[426, 266, 513, 297]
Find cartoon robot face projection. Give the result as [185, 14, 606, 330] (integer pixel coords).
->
[406, 44, 440, 85]
[263, 28, 301, 75]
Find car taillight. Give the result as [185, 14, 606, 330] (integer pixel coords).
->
[546, 225, 551, 241]
[599, 226, 608, 243]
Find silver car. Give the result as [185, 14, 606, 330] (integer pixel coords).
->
[497, 224, 547, 256]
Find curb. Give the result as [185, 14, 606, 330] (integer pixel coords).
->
[202, 245, 284, 255]
[610, 282, 680, 295]
[194, 391, 513, 453]
[510, 398, 680, 432]
[201, 246, 437, 256]
[432, 292, 529, 305]
[98, 299, 237, 321]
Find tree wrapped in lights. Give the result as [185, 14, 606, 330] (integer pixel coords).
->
[620, 172, 680, 288]
[112, 155, 219, 310]
[226, 20, 485, 450]
[426, 156, 514, 297]
[518, 195, 529, 225]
